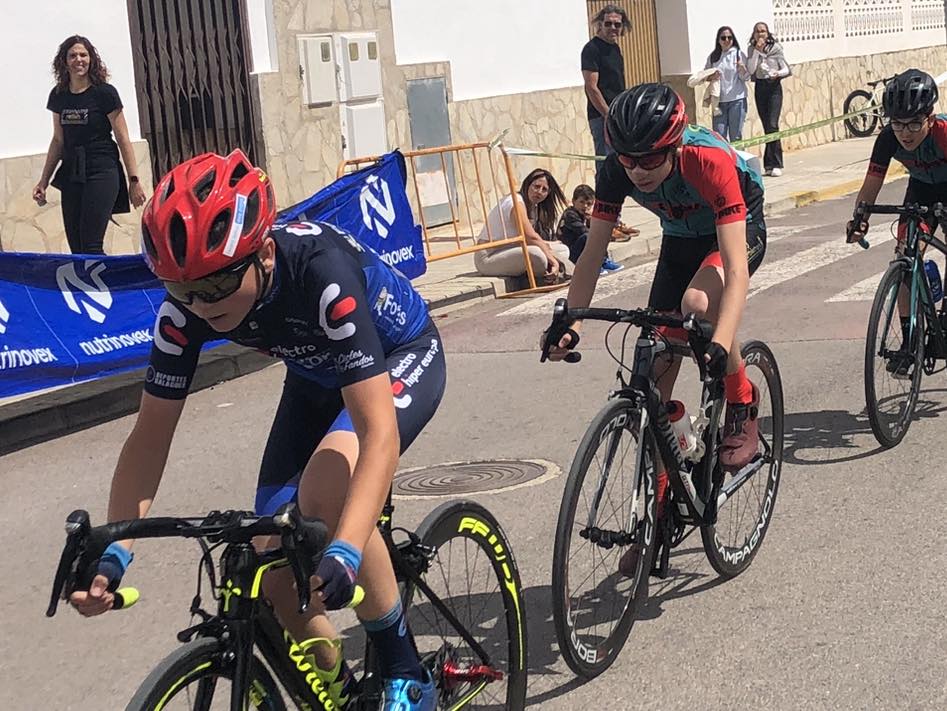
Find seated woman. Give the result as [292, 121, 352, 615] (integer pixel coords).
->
[474, 168, 571, 284]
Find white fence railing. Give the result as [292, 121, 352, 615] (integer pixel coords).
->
[773, 0, 945, 63]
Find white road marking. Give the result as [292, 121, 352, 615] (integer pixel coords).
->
[826, 274, 884, 303]
[747, 232, 892, 299]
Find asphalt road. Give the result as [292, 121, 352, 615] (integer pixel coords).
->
[3, 180, 946, 709]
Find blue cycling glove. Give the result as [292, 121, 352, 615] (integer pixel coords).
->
[97, 542, 134, 590]
[315, 541, 361, 610]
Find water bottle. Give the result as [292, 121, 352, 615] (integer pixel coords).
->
[667, 400, 697, 460]
[924, 260, 943, 303]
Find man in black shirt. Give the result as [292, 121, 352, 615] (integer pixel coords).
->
[581, 5, 630, 181]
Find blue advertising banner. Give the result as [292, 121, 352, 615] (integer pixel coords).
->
[277, 150, 426, 279]
[0, 152, 426, 399]
[0, 253, 168, 398]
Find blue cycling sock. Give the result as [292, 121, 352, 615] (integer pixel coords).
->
[363, 600, 423, 681]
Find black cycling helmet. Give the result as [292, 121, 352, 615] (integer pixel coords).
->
[605, 83, 687, 154]
[882, 69, 938, 119]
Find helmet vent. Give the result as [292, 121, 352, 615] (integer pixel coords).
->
[169, 213, 189, 268]
[208, 209, 232, 252]
[193, 169, 217, 204]
[241, 190, 260, 236]
[229, 162, 249, 187]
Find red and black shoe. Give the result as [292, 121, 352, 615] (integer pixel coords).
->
[719, 383, 761, 470]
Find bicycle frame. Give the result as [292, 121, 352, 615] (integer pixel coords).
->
[875, 213, 947, 365]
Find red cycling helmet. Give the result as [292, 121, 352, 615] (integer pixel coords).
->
[141, 149, 276, 281]
[606, 83, 687, 154]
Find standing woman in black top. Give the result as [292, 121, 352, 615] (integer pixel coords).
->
[32, 35, 146, 254]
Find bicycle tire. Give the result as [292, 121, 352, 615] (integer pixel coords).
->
[701, 341, 784, 578]
[403, 500, 527, 711]
[125, 637, 287, 711]
[551, 397, 657, 678]
[843, 89, 879, 137]
[865, 260, 925, 448]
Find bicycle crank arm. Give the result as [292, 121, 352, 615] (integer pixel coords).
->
[579, 524, 637, 549]
[715, 456, 766, 509]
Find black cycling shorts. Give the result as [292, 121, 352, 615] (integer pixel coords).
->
[255, 322, 446, 515]
[647, 221, 767, 312]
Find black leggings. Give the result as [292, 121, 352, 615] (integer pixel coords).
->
[59, 168, 120, 255]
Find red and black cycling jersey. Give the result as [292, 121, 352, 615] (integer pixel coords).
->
[868, 114, 947, 185]
[592, 125, 765, 237]
[144, 221, 431, 399]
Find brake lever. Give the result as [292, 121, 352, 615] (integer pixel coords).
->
[47, 509, 91, 617]
[274, 506, 315, 614]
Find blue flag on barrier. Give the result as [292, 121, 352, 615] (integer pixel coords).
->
[277, 150, 427, 279]
[0, 152, 426, 399]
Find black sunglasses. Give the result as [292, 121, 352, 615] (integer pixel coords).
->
[618, 148, 671, 171]
[719, 34, 734, 40]
[603, 20, 623, 28]
[162, 256, 257, 305]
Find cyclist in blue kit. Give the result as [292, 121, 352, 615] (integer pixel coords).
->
[68, 149, 444, 710]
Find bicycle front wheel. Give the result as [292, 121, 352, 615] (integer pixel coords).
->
[126, 637, 286, 711]
[403, 500, 527, 711]
[552, 397, 657, 678]
[843, 89, 878, 137]
[701, 341, 784, 578]
[865, 260, 924, 448]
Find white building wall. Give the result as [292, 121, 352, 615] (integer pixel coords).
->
[0, 0, 141, 159]
[657, 0, 944, 75]
[389, 0, 588, 102]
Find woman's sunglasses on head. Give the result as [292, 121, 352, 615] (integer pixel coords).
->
[162, 256, 256, 305]
[618, 149, 671, 171]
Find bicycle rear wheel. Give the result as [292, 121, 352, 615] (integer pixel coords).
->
[403, 500, 527, 710]
[701, 341, 784, 578]
[843, 89, 879, 137]
[551, 397, 657, 678]
[126, 638, 286, 711]
[865, 260, 924, 448]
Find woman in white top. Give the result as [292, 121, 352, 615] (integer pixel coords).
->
[746, 21, 792, 176]
[474, 168, 571, 284]
[701, 25, 750, 142]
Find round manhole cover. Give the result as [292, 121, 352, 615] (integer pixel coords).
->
[393, 459, 558, 498]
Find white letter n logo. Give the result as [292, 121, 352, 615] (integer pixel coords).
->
[56, 260, 113, 324]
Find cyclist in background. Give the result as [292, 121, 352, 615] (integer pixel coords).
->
[542, 83, 767, 574]
[847, 69, 944, 377]
[68, 149, 444, 710]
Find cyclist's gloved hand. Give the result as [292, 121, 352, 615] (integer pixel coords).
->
[541, 324, 581, 362]
[704, 342, 729, 380]
[69, 542, 133, 617]
[846, 217, 869, 244]
[315, 541, 361, 610]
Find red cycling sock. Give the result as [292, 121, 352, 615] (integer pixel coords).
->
[724, 362, 754, 405]
[656, 470, 669, 518]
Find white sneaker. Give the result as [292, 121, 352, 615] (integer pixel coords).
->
[770, 167, 782, 177]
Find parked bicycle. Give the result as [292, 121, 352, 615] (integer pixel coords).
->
[541, 299, 784, 678]
[843, 75, 896, 138]
[859, 201, 947, 448]
[48, 498, 527, 710]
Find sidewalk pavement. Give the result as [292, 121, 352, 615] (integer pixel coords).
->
[0, 137, 902, 453]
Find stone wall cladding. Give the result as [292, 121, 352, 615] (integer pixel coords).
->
[1, 142, 152, 255]
[680, 44, 946, 151]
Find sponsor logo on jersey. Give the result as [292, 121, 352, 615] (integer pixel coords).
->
[319, 283, 357, 341]
[154, 301, 189, 356]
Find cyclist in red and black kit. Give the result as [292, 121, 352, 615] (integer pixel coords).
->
[543, 83, 766, 573]
[847, 69, 944, 377]
[67, 150, 442, 710]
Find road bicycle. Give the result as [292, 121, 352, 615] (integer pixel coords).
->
[542, 299, 784, 677]
[843, 75, 895, 138]
[48, 497, 527, 710]
[859, 201, 947, 448]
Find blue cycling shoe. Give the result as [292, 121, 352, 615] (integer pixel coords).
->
[381, 670, 436, 710]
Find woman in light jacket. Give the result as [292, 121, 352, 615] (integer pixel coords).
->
[747, 21, 792, 176]
[702, 26, 750, 142]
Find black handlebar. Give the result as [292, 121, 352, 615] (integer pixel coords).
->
[851, 201, 947, 251]
[47, 504, 329, 618]
[540, 298, 715, 365]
